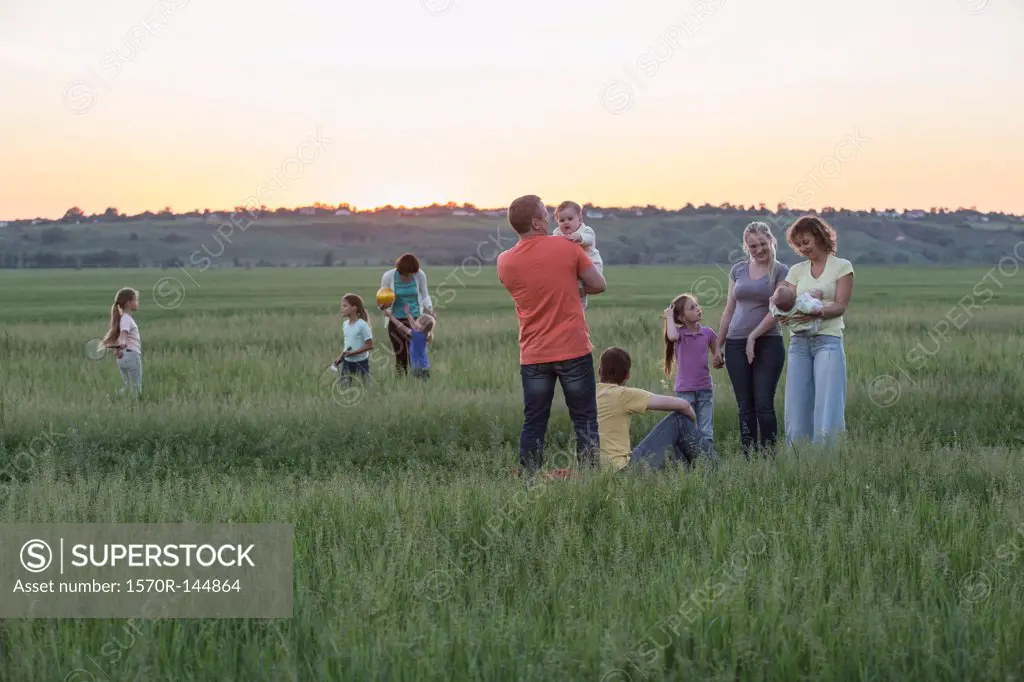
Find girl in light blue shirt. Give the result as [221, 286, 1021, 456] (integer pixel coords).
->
[333, 293, 374, 384]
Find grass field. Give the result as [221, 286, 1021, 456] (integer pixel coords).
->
[2, 263, 1024, 681]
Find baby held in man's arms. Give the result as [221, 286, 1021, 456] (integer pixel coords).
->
[552, 200, 602, 310]
[770, 284, 824, 335]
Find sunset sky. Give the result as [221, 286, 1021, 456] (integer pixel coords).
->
[2, 0, 1022, 220]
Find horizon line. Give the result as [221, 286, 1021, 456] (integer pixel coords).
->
[5, 200, 1019, 224]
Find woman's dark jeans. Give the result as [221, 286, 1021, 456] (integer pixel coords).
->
[387, 318, 414, 375]
[724, 335, 786, 457]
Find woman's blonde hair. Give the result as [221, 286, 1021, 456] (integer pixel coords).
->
[742, 221, 780, 284]
[100, 287, 138, 349]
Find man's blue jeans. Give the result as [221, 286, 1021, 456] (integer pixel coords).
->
[784, 334, 847, 447]
[627, 411, 720, 472]
[519, 353, 600, 474]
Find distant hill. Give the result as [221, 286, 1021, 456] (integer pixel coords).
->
[2, 205, 1022, 269]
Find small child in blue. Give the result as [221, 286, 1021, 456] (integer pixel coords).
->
[384, 304, 435, 379]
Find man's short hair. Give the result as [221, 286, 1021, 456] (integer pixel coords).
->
[599, 347, 632, 384]
[507, 195, 546, 234]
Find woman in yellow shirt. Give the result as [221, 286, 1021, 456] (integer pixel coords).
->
[779, 216, 855, 447]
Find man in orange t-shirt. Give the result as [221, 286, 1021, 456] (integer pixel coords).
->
[497, 194, 607, 475]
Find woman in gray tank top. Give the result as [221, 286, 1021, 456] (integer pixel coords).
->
[713, 222, 789, 458]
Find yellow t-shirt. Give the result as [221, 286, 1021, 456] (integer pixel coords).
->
[784, 255, 855, 337]
[596, 382, 653, 472]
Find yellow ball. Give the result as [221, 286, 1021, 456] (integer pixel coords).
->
[376, 287, 396, 307]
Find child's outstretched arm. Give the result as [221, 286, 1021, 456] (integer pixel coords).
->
[576, 224, 596, 248]
[384, 308, 412, 337]
[403, 304, 423, 332]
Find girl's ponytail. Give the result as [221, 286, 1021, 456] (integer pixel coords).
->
[101, 302, 121, 348]
[101, 288, 137, 348]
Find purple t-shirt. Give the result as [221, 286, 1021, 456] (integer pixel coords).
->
[673, 324, 717, 392]
[726, 260, 790, 339]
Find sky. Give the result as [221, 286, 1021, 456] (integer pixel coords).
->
[1, 0, 1022, 220]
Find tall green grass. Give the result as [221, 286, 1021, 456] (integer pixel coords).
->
[2, 265, 1023, 680]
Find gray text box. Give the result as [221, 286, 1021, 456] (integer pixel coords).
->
[1, 523, 292, 618]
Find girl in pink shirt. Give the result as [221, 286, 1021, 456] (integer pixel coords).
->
[664, 293, 719, 456]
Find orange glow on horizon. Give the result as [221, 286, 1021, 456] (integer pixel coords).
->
[2, 0, 1021, 221]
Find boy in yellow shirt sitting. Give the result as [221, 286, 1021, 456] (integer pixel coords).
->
[596, 346, 719, 473]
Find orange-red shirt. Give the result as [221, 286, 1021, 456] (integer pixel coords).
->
[497, 235, 595, 365]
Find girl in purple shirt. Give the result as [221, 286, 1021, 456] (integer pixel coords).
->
[664, 293, 719, 457]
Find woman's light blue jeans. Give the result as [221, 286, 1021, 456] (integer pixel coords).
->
[784, 334, 846, 447]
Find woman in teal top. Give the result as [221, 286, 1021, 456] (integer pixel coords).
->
[379, 253, 434, 376]
[392, 274, 421, 319]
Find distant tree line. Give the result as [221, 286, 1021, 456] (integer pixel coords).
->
[5, 201, 1020, 226]
[0, 252, 303, 269]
